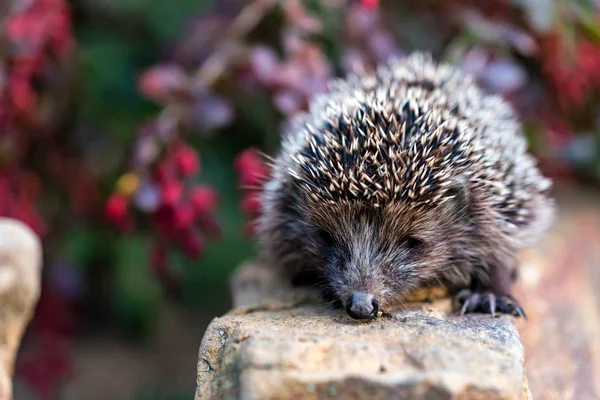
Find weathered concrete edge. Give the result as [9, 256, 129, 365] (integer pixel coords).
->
[196, 261, 531, 400]
[195, 307, 530, 400]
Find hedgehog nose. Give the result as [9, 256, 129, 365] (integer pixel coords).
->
[346, 293, 379, 320]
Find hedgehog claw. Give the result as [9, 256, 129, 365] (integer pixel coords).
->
[484, 293, 496, 318]
[454, 289, 471, 304]
[497, 296, 528, 320]
[460, 299, 470, 316]
[465, 293, 480, 314]
[514, 306, 527, 320]
[453, 290, 526, 319]
[495, 295, 528, 320]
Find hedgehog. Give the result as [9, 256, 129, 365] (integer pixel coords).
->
[256, 52, 555, 320]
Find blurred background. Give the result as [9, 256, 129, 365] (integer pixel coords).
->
[1, 0, 600, 399]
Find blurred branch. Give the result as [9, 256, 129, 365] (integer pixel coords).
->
[196, 0, 277, 86]
[143, 0, 278, 144]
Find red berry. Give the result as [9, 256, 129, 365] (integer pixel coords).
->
[181, 230, 204, 259]
[234, 148, 269, 187]
[152, 205, 176, 233]
[360, 0, 379, 10]
[153, 162, 173, 183]
[175, 146, 200, 177]
[241, 192, 262, 215]
[190, 186, 219, 213]
[234, 148, 259, 171]
[105, 194, 128, 222]
[161, 181, 183, 205]
[173, 203, 195, 230]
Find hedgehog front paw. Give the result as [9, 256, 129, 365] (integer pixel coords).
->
[452, 289, 527, 319]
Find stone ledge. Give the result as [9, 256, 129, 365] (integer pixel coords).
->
[0, 218, 42, 400]
[195, 262, 530, 400]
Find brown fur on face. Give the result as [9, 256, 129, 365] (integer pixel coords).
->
[258, 176, 486, 312]
[307, 193, 472, 310]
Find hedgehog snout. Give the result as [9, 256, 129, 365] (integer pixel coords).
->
[346, 292, 379, 320]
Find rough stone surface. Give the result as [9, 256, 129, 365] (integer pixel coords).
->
[196, 262, 528, 400]
[515, 190, 600, 400]
[0, 218, 42, 400]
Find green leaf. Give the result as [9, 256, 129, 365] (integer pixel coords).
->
[61, 226, 100, 265]
[113, 234, 161, 338]
[580, 12, 600, 44]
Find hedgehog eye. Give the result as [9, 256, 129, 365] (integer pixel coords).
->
[318, 229, 335, 248]
[318, 229, 342, 268]
[403, 236, 423, 251]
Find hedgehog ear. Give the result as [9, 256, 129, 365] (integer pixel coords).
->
[444, 177, 470, 213]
